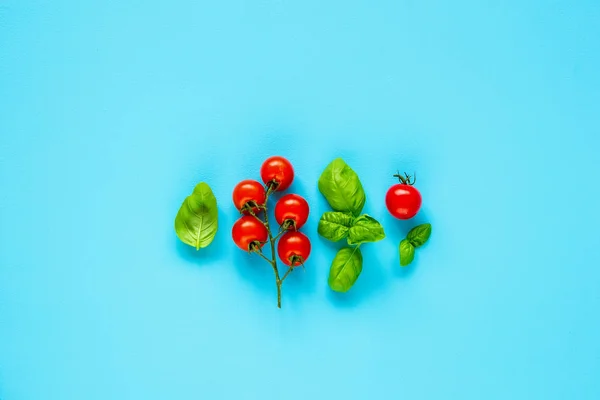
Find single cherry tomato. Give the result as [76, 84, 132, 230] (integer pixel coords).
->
[260, 156, 294, 191]
[232, 216, 268, 251]
[277, 231, 311, 267]
[232, 180, 266, 214]
[274, 194, 309, 230]
[385, 172, 422, 220]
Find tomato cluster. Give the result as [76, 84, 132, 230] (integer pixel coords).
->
[231, 156, 311, 307]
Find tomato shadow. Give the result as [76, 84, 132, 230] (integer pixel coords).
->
[232, 247, 278, 295]
[278, 261, 317, 309]
[381, 209, 429, 242]
[232, 244, 317, 308]
[227, 174, 319, 308]
[282, 228, 319, 308]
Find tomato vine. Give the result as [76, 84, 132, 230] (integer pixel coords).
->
[245, 182, 297, 308]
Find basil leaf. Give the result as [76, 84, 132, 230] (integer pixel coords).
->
[399, 239, 415, 266]
[407, 223, 432, 247]
[174, 182, 219, 250]
[328, 247, 363, 292]
[347, 215, 385, 245]
[318, 211, 354, 242]
[318, 158, 366, 217]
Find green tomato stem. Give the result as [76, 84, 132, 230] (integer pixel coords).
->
[247, 182, 287, 308]
[253, 247, 273, 264]
[281, 266, 294, 283]
[262, 182, 283, 308]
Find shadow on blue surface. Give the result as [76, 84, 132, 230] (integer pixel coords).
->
[319, 231, 390, 308]
[233, 175, 319, 306]
[173, 174, 430, 305]
[232, 244, 318, 307]
[322, 209, 433, 306]
[175, 236, 222, 261]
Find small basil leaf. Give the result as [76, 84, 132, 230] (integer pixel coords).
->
[347, 215, 385, 245]
[318, 211, 354, 242]
[318, 158, 366, 217]
[174, 182, 219, 250]
[407, 223, 432, 247]
[399, 239, 415, 266]
[328, 247, 363, 292]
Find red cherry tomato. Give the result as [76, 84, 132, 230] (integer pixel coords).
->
[277, 231, 311, 267]
[232, 216, 268, 251]
[274, 194, 309, 230]
[385, 173, 422, 219]
[260, 156, 294, 191]
[232, 180, 266, 214]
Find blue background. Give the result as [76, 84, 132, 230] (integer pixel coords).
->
[1, 1, 599, 399]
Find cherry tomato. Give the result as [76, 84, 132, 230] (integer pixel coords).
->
[260, 156, 294, 191]
[232, 180, 266, 214]
[277, 231, 311, 267]
[385, 173, 422, 220]
[232, 216, 268, 251]
[274, 194, 309, 230]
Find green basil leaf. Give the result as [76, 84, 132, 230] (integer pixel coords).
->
[318, 211, 354, 242]
[174, 182, 219, 250]
[328, 247, 363, 292]
[399, 239, 415, 266]
[347, 214, 385, 245]
[407, 223, 432, 247]
[318, 158, 366, 217]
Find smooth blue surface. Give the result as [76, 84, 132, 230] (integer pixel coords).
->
[1, 1, 599, 399]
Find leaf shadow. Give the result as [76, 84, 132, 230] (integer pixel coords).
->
[394, 258, 419, 279]
[316, 191, 394, 308]
[325, 242, 389, 309]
